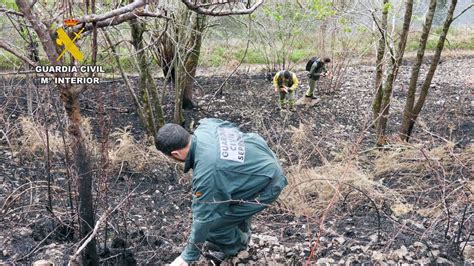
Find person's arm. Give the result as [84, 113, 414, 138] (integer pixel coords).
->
[323, 64, 328, 75]
[273, 72, 280, 92]
[290, 73, 298, 91]
[180, 171, 230, 263]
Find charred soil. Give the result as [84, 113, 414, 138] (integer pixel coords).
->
[0, 56, 473, 264]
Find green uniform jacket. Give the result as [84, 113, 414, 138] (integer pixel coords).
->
[308, 60, 327, 80]
[181, 118, 287, 261]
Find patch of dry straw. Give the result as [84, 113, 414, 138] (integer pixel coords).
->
[109, 126, 168, 171]
[16, 116, 66, 155]
[16, 117, 168, 172]
[280, 162, 397, 216]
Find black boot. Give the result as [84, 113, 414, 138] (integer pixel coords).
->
[203, 250, 227, 265]
[203, 241, 227, 264]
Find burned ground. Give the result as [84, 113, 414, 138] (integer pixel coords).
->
[0, 55, 472, 264]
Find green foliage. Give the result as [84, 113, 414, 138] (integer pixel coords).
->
[254, 0, 331, 70]
[0, 52, 21, 70]
[262, 3, 308, 23]
[308, 0, 336, 19]
[406, 28, 474, 51]
[383, 2, 393, 13]
[234, 48, 266, 64]
[262, 6, 283, 22]
[289, 49, 313, 63]
[356, 25, 367, 33]
[207, 46, 227, 66]
[1, 0, 18, 11]
[443, 30, 474, 50]
[432, 25, 445, 35]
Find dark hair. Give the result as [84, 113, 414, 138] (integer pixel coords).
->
[323, 57, 331, 63]
[283, 70, 291, 79]
[155, 123, 191, 155]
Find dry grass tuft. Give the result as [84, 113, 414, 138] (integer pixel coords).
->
[16, 116, 97, 156]
[372, 141, 472, 219]
[280, 162, 388, 216]
[390, 203, 414, 217]
[16, 117, 168, 172]
[373, 144, 426, 176]
[374, 141, 471, 178]
[109, 126, 168, 171]
[287, 123, 308, 149]
[16, 116, 65, 155]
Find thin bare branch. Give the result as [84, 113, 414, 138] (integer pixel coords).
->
[15, 0, 59, 64]
[72, 9, 169, 33]
[453, 3, 473, 21]
[78, 0, 147, 24]
[0, 39, 38, 67]
[180, 0, 263, 16]
[68, 186, 139, 265]
[0, 7, 24, 16]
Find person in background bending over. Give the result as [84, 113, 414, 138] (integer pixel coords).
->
[305, 57, 331, 99]
[155, 118, 288, 265]
[273, 70, 299, 111]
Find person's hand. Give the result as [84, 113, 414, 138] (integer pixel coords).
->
[274, 87, 278, 93]
[170, 256, 188, 266]
[281, 87, 288, 93]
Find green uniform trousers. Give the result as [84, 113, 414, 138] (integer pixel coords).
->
[305, 78, 318, 97]
[205, 175, 286, 256]
[278, 90, 295, 108]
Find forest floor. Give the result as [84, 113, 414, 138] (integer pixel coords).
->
[0, 54, 473, 265]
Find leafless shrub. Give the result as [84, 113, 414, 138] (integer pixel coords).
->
[264, 115, 472, 261]
[272, 121, 396, 217]
[371, 140, 472, 252]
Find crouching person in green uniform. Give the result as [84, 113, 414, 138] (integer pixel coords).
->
[155, 118, 288, 265]
[273, 70, 299, 110]
[305, 57, 331, 99]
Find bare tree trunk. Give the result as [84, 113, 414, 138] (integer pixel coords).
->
[15, 1, 99, 264]
[173, 9, 206, 124]
[376, 0, 413, 146]
[399, 0, 437, 141]
[130, 18, 165, 136]
[103, 31, 148, 127]
[182, 15, 205, 110]
[372, 0, 389, 122]
[26, 65, 34, 116]
[26, 40, 39, 116]
[156, 30, 176, 84]
[400, 0, 457, 140]
[130, 18, 156, 135]
[14, 0, 57, 64]
[61, 87, 98, 266]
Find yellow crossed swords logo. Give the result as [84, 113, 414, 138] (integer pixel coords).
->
[56, 27, 84, 62]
